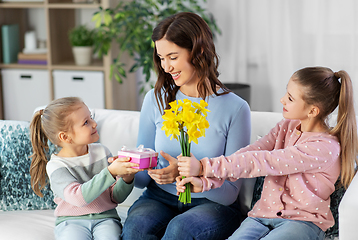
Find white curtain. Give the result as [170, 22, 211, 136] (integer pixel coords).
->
[207, 0, 358, 112]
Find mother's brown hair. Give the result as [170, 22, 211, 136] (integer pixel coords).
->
[151, 12, 229, 112]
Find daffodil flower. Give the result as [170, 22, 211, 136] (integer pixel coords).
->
[161, 120, 180, 140]
[187, 125, 202, 144]
[193, 100, 211, 116]
[168, 100, 181, 114]
[197, 116, 209, 137]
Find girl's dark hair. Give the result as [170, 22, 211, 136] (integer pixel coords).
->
[29, 97, 83, 197]
[293, 66, 358, 188]
[151, 12, 229, 111]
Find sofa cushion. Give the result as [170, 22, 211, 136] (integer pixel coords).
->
[251, 176, 344, 238]
[0, 120, 56, 211]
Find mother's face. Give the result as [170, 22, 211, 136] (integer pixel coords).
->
[155, 38, 198, 91]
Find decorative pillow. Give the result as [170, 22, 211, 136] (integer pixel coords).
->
[251, 176, 345, 239]
[0, 120, 56, 211]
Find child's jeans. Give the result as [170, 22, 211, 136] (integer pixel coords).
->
[228, 217, 325, 240]
[54, 218, 121, 240]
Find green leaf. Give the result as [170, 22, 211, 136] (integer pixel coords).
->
[129, 63, 139, 73]
[103, 12, 113, 26]
[118, 66, 127, 78]
[92, 13, 102, 28]
[114, 73, 122, 84]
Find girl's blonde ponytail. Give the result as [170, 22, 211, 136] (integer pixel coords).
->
[29, 110, 49, 197]
[330, 70, 358, 189]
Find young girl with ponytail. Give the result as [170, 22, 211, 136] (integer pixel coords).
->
[30, 97, 141, 240]
[176, 66, 358, 240]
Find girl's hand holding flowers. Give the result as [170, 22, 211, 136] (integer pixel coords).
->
[176, 176, 203, 194]
[177, 154, 202, 177]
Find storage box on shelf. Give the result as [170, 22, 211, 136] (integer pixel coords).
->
[1, 69, 50, 121]
[53, 70, 105, 109]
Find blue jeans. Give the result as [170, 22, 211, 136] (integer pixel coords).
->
[54, 218, 121, 240]
[227, 217, 325, 240]
[122, 180, 242, 240]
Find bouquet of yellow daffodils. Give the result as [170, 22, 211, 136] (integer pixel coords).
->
[161, 99, 210, 204]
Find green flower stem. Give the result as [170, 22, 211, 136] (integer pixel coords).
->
[179, 129, 191, 204]
[186, 133, 190, 156]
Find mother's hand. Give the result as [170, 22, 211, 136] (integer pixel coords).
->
[148, 151, 179, 185]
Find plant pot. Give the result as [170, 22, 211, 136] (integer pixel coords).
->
[72, 46, 92, 66]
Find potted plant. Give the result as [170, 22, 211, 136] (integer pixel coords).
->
[68, 25, 95, 66]
[92, 0, 220, 91]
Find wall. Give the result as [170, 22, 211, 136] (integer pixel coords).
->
[207, 0, 358, 113]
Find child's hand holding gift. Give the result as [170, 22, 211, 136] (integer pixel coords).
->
[108, 156, 143, 183]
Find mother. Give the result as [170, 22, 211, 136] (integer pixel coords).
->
[122, 12, 251, 240]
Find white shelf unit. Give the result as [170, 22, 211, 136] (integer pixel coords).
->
[0, 0, 139, 120]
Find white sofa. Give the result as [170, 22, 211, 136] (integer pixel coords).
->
[0, 109, 349, 240]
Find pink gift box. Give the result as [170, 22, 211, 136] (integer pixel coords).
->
[118, 145, 158, 169]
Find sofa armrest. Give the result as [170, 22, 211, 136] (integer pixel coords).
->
[339, 172, 358, 240]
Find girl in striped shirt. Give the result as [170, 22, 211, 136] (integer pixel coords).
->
[30, 97, 141, 240]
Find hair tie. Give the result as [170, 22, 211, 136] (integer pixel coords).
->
[334, 72, 340, 79]
[333, 72, 342, 84]
[39, 109, 44, 119]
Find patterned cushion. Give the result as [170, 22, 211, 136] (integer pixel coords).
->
[251, 176, 345, 239]
[0, 120, 56, 211]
